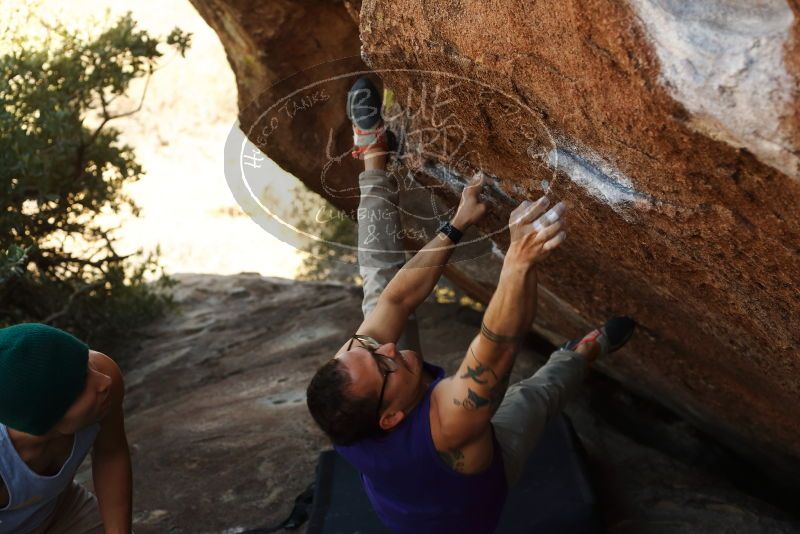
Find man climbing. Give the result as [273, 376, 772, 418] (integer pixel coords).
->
[0, 323, 132, 533]
[306, 77, 635, 534]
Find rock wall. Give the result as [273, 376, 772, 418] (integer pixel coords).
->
[190, 0, 800, 482]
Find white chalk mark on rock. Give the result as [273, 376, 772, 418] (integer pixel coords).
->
[547, 148, 653, 213]
[422, 162, 517, 206]
[490, 240, 506, 260]
[629, 0, 798, 179]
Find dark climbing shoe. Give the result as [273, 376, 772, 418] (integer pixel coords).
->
[347, 77, 382, 130]
[560, 316, 636, 357]
[346, 76, 398, 159]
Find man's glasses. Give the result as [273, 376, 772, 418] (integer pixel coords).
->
[347, 334, 398, 420]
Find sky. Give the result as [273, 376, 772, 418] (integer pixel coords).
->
[11, 0, 308, 279]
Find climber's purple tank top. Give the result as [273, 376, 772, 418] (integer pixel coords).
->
[336, 362, 507, 534]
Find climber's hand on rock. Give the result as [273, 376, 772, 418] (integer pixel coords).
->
[507, 197, 567, 265]
[452, 172, 488, 230]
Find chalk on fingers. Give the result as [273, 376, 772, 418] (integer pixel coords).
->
[543, 202, 566, 225]
[551, 201, 567, 216]
[532, 201, 565, 231]
[523, 197, 547, 219]
[544, 230, 567, 250]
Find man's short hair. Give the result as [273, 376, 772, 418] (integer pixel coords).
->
[306, 358, 386, 445]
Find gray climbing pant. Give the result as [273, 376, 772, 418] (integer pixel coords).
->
[490, 350, 587, 486]
[358, 168, 421, 353]
[356, 167, 588, 487]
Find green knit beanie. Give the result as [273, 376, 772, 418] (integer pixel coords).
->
[0, 323, 89, 435]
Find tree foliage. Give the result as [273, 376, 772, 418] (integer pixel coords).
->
[0, 10, 191, 342]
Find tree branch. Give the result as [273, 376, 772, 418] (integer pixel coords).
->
[87, 68, 153, 147]
[43, 280, 104, 324]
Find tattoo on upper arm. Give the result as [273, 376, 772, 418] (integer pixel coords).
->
[460, 364, 494, 385]
[461, 345, 499, 384]
[437, 447, 465, 472]
[453, 388, 490, 410]
[453, 344, 505, 411]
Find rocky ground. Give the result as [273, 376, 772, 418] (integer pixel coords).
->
[105, 273, 798, 533]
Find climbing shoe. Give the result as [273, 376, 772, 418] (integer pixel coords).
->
[560, 316, 636, 357]
[346, 76, 397, 159]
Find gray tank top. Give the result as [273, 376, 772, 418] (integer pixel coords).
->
[0, 423, 99, 534]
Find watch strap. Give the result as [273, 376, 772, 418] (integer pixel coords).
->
[437, 221, 464, 244]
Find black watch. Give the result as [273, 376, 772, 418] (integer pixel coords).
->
[437, 221, 464, 244]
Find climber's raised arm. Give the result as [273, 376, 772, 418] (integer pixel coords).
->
[348, 173, 488, 346]
[382, 173, 488, 313]
[431, 198, 567, 444]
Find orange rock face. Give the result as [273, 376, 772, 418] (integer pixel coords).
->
[192, 0, 800, 481]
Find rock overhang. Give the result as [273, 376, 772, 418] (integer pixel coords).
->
[191, 0, 800, 486]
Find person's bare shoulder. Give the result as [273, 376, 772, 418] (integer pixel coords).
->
[89, 350, 125, 410]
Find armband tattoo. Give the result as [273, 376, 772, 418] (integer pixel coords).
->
[480, 321, 523, 344]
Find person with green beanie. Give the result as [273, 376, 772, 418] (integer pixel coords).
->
[0, 323, 133, 534]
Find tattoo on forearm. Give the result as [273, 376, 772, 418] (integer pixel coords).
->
[437, 447, 465, 472]
[480, 321, 522, 345]
[453, 388, 490, 411]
